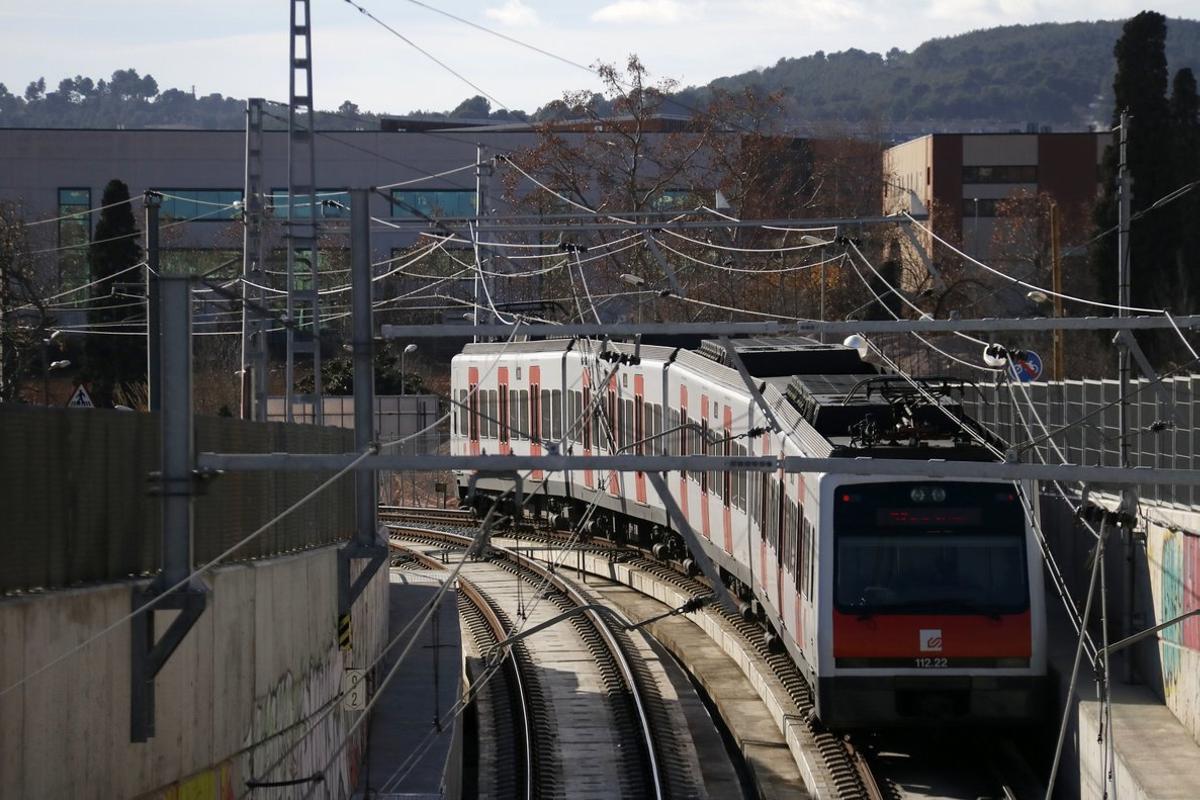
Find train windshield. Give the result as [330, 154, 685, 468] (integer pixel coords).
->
[833, 482, 1029, 616]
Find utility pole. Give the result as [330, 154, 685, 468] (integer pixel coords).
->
[1050, 202, 1064, 381]
[1117, 109, 1132, 471]
[285, 0, 321, 424]
[241, 98, 268, 421]
[1116, 108, 1138, 684]
[474, 144, 490, 341]
[336, 188, 386, 645]
[145, 191, 161, 411]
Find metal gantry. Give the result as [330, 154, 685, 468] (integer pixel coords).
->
[285, 0, 322, 423]
[241, 97, 268, 421]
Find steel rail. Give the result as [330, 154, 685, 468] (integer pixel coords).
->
[391, 526, 666, 800]
[455, 574, 534, 800]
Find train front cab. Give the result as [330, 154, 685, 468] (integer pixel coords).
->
[814, 477, 1047, 728]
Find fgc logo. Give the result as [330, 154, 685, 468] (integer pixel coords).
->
[919, 629, 943, 653]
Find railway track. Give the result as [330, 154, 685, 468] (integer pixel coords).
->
[385, 515, 1032, 799]
[379, 505, 475, 526]
[391, 526, 704, 800]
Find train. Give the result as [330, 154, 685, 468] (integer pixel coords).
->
[450, 336, 1047, 727]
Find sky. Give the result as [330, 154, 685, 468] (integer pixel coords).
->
[1, 1, 1196, 115]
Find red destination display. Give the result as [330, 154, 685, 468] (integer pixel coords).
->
[875, 508, 982, 527]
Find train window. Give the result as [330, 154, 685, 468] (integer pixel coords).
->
[541, 389, 551, 444]
[487, 390, 498, 439]
[458, 389, 468, 437]
[510, 390, 521, 440]
[530, 386, 540, 443]
[551, 390, 562, 442]
[583, 387, 592, 449]
[699, 419, 708, 491]
[798, 518, 809, 596]
[519, 390, 529, 441]
[653, 405, 663, 453]
[722, 435, 732, 508]
[592, 396, 603, 452]
[624, 399, 634, 451]
[499, 388, 509, 444]
[636, 396, 645, 455]
[805, 520, 815, 599]
[468, 385, 479, 441]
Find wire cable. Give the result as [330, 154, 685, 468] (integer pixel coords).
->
[341, 0, 509, 111]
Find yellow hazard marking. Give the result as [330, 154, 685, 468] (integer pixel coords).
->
[338, 613, 352, 651]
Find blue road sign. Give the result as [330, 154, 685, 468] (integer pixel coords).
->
[1009, 350, 1043, 382]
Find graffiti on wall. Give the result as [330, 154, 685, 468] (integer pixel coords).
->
[1159, 528, 1200, 696]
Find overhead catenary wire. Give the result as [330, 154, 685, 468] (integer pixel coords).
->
[904, 211, 1167, 315]
[341, 0, 510, 111]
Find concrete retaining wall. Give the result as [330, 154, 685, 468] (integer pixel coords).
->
[0, 543, 388, 799]
[1139, 502, 1200, 742]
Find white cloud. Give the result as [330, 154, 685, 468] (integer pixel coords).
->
[484, 0, 539, 27]
[590, 0, 688, 25]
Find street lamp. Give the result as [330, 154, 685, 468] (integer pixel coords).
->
[620, 274, 647, 324]
[400, 343, 417, 396]
[42, 331, 66, 405]
[801, 235, 834, 341]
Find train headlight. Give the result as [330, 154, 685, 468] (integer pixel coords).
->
[910, 486, 947, 503]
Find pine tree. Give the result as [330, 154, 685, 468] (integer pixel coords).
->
[84, 179, 144, 406]
[1169, 68, 1199, 318]
[1089, 11, 1175, 358]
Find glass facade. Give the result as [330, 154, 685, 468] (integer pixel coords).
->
[390, 189, 476, 219]
[962, 165, 1037, 184]
[158, 189, 243, 220]
[57, 188, 91, 289]
[269, 189, 351, 219]
[653, 189, 694, 210]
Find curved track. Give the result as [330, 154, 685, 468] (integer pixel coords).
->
[391, 526, 697, 800]
[386, 512, 1034, 800]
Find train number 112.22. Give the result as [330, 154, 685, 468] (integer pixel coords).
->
[914, 657, 948, 668]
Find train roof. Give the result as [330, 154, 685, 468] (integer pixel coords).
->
[458, 336, 1002, 460]
[696, 337, 874, 378]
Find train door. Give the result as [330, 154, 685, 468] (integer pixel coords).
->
[700, 394, 710, 540]
[722, 404, 733, 553]
[468, 366, 480, 456]
[678, 385, 689, 521]
[634, 374, 647, 504]
[529, 365, 542, 480]
[794, 474, 805, 643]
[582, 368, 593, 490]
[776, 467, 786, 613]
[498, 367, 510, 456]
[607, 373, 619, 498]
[759, 435, 770, 592]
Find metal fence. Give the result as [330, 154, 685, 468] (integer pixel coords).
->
[961, 374, 1200, 508]
[1, 406, 355, 595]
[266, 394, 443, 454]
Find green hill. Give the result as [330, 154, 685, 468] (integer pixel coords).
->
[672, 18, 1200, 131]
[2, 19, 1198, 133]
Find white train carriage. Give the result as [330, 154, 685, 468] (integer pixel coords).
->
[450, 337, 1047, 727]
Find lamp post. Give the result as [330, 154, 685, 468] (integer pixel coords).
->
[42, 330, 64, 405]
[620, 273, 646, 324]
[400, 343, 417, 397]
[801, 236, 833, 341]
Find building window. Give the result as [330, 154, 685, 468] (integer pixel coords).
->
[962, 198, 1000, 217]
[962, 165, 1037, 184]
[652, 189, 693, 210]
[390, 189, 475, 219]
[269, 189, 351, 219]
[57, 188, 91, 288]
[157, 189, 243, 220]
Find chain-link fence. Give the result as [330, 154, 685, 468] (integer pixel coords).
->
[961, 374, 1200, 508]
[1, 406, 355, 595]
